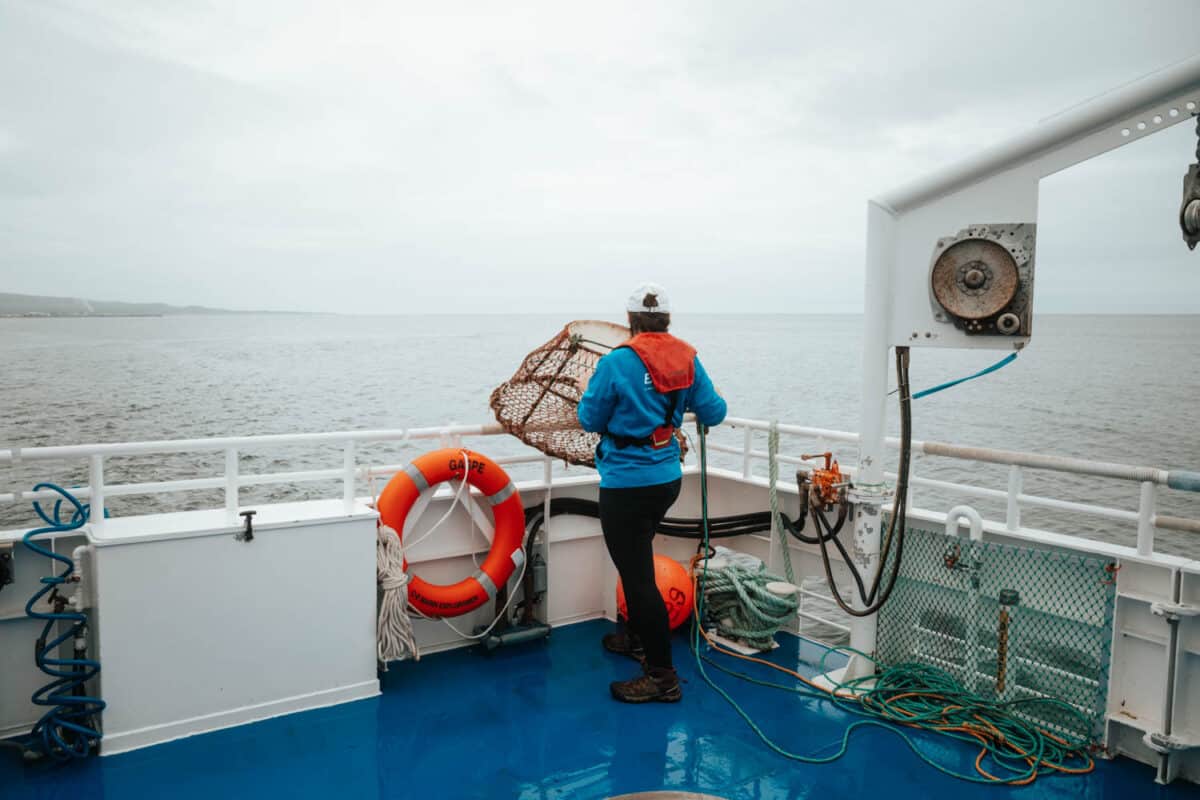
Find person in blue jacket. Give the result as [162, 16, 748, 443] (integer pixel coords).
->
[577, 282, 727, 703]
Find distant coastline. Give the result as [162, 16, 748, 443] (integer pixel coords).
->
[0, 291, 308, 317]
[1, 312, 164, 319]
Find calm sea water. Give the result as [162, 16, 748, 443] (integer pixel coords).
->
[2, 314, 1198, 558]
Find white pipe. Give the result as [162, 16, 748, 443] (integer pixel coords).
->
[845, 199, 898, 671]
[856, 203, 898, 490]
[916, 440, 1168, 485]
[1154, 514, 1200, 535]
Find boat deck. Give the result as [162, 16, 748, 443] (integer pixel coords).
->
[3, 619, 1193, 799]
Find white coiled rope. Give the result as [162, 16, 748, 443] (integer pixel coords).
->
[376, 522, 419, 666]
[372, 452, 475, 667]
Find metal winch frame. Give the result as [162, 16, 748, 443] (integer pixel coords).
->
[847, 55, 1200, 785]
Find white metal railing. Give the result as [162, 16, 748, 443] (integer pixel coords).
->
[2, 416, 1198, 560]
[718, 416, 1200, 558]
[0, 423, 528, 525]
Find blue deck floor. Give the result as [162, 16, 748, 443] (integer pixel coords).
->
[3, 619, 1197, 799]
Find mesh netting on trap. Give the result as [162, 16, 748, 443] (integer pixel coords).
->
[489, 320, 629, 467]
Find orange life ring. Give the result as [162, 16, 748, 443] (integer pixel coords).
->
[376, 448, 526, 618]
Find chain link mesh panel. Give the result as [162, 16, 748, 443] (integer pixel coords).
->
[877, 527, 1118, 742]
[489, 320, 629, 467]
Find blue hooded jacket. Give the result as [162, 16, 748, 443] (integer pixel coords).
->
[577, 339, 726, 488]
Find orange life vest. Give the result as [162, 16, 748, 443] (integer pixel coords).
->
[609, 332, 696, 449]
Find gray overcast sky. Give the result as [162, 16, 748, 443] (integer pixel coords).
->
[1, 1, 1199, 314]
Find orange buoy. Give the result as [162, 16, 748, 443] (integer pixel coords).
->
[376, 448, 525, 618]
[616, 554, 695, 630]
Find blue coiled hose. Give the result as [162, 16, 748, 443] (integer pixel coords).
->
[19, 483, 106, 761]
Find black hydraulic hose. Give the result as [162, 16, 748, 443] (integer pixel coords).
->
[772, 473, 871, 598]
[521, 496, 794, 540]
[865, 346, 912, 607]
[776, 497, 845, 546]
[809, 504, 870, 603]
[819, 346, 912, 618]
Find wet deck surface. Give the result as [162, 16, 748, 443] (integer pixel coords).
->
[3, 619, 1196, 799]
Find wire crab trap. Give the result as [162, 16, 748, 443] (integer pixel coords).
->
[489, 320, 629, 467]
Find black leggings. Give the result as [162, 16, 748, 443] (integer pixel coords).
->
[599, 478, 682, 669]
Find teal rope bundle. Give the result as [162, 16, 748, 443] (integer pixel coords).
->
[827, 651, 1095, 782]
[700, 561, 799, 651]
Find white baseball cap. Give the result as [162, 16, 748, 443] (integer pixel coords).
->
[626, 282, 671, 313]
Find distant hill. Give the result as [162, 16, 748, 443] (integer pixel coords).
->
[0, 292, 295, 317]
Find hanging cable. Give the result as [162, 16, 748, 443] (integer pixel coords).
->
[814, 346, 912, 617]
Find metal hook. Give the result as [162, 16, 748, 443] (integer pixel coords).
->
[946, 504, 984, 543]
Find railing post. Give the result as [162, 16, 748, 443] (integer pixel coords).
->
[342, 441, 357, 513]
[542, 457, 553, 551]
[225, 447, 239, 524]
[742, 427, 753, 479]
[1137, 480, 1156, 556]
[88, 454, 105, 531]
[1006, 465, 1022, 532]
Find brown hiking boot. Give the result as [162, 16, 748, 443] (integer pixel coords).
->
[610, 665, 682, 703]
[602, 629, 645, 662]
